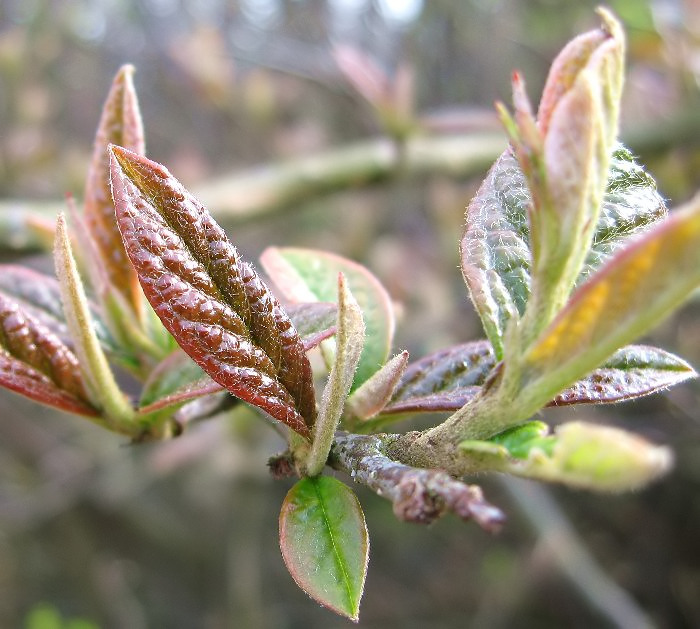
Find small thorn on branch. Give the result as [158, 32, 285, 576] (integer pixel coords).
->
[330, 432, 505, 532]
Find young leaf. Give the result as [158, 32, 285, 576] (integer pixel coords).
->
[260, 246, 394, 390]
[551, 345, 695, 405]
[286, 302, 338, 351]
[0, 264, 115, 350]
[523, 193, 700, 409]
[110, 146, 316, 438]
[347, 350, 409, 420]
[139, 349, 213, 408]
[383, 340, 496, 415]
[379, 341, 692, 417]
[460, 146, 663, 359]
[279, 476, 369, 621]
[0, 292, 97, 417]
[523, 9, 624, 322]
[460, 421, 672, 492]
[306, 274, 365, 476]
[54, 214, 135, 429]
[84, 65, 145, 317]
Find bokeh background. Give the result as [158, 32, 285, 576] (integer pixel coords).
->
[1, 1, 700, 627]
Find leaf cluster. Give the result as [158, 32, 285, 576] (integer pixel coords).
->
[2, 10, 699, 621]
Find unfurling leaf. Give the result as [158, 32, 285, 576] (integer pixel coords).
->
[260, 246, 394, 390]
[306, 274, 365, 476]
[347, 350, 409, 420]
[84, 65, 145, 317]
[523, 193, 700, 408]
[54, 214, 135, 430]
[460, 146, 662, 359]
[0, 291, 97, 417]
[110, 146, 316, 438]
[463, 11, 633, 356]
[138, 349, 219, 414]
[279, 476, 369, 621]
[461, 421, 672, 491]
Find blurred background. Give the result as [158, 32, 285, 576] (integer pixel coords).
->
[1, 1, 700, 627]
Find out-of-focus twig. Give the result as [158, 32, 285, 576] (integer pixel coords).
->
[0, 132, 505, 253]
[500, 476, 656, 629]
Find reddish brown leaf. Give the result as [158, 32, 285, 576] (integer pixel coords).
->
[84, 65, 145, 316]
[110, 146, 316, 437]
[0, 293, 96, 416]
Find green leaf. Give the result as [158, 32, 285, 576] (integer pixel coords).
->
[279, 476, 369, 621]
[110, 147, 316, 438]
[54, 214, 135, 431]
[460, 420, 672, 491]
[139, 350, 216, 408]
[260, 246, 394, 390]
[306, 274, 365, 476]
[523, 193, 700, 409]
[461, 146, 665, 360]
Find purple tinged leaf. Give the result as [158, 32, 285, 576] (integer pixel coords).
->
[286, 302, 338, 351]
[84, 65, 145, 317]
[0, 292, 97, 416]
[279, 476, 369, 621]
[0, 264, 117, 352]
[383, 341, 495, 415]
[380, 342, 694, 417]
[550, 345, 696, 405]
[109, 146, 316, 438]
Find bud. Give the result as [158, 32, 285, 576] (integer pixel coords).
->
[528, 421, 672, 492]
[502, 10, 626, 329]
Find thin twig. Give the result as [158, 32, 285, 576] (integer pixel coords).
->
[329, 432, 506, 532]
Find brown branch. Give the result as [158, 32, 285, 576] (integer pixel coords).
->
[329, 432, 506, 532]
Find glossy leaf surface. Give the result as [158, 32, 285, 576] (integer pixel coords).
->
[461, 146, 666, 359]
[279, 476, 368, 621]
[84, 65, 145, 315]
[138, 302, 337, 415]
[0, 264, 116, 351]
[110, 147, 316, 437]
[0, 292, 96, 416]
[381, 342, 693, 416]
[383, 341, 494, 414]
[261, 246, 394, 390]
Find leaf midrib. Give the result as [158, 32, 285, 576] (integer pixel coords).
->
[313, 477, 355, 612]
